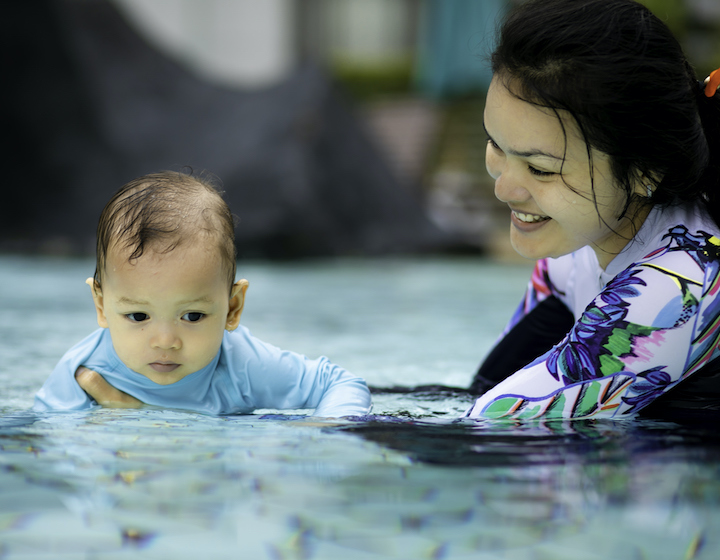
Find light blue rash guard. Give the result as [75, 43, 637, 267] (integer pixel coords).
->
[34, 326, 371, 417]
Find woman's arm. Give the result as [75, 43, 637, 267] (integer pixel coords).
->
[470, 259, 573, 394]
[470, 295, 574, 394]
[467, 253, 715, 420]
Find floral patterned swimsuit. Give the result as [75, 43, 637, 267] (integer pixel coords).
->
[466, 202, 720, 420]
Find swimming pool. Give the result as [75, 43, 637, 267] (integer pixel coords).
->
[1, 255, 718, 559]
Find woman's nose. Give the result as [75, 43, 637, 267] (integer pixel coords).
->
[150, 324, 182, 350]
[494, 171, 530, 204]
[488, 154, 530, 204]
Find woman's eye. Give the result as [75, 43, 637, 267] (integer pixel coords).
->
[182, 312, 205, 322]
[528, 165, 555, 177]
[126, 313, 148, 322]
[487, 137, 502, 151]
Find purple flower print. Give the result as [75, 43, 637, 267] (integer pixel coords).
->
[622, 366, 672, 412]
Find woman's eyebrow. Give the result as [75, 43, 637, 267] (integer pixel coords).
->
[483, 123, 564, 160]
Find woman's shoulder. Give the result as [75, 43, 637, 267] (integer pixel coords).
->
[601, 202, 716, 270]
[646, 201, 719, 245]
[604, 203, 720, 295]
[637, 204, 720, 264]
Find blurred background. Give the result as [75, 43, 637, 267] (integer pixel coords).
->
[4, 0, 720, 260]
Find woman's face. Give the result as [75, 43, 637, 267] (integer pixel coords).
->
[484, 76, 649, 269]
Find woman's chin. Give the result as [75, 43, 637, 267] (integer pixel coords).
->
[509, 233, 546, 262]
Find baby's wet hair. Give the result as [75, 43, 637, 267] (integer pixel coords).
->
[93, 170, 237, 289]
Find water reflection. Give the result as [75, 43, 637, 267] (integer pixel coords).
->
[335, 417, 720, 557]
[1, 409, 719, 558]
[339, 416, 720, 467]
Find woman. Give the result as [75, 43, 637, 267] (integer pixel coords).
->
[466, 0, 720, 420]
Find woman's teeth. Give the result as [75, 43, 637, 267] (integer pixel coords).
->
[513, 211, 550, 223]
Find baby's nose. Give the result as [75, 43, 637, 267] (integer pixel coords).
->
[150, 325, 182, 350]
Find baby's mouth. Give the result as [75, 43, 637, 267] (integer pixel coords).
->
[150, 362, 180, 373]
[512, 210, 550, 223]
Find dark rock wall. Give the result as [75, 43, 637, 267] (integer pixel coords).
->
[3, 0, 447, 258]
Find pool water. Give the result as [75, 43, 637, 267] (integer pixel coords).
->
[1, 256, 719, 559]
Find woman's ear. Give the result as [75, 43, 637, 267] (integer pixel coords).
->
[634, 171, 663, 199]
[86, 278, 108, 328]
[226, 279, 249, 331]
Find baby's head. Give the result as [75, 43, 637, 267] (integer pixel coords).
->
[93, 170, 237, 291]
[89, 171, 248, 385]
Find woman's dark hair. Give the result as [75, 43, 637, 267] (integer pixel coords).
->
[491, 0, 720, 225]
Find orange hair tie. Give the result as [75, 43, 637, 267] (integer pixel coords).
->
[705, 68, 720, 98]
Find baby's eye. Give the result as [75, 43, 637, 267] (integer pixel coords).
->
[126, 312, 149, 323]
[182, 312, 205, 322]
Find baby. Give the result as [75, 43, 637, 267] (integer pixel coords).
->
[34, 171, 371, 417]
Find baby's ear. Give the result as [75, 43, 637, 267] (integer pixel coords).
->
[86, 278, 108, 328]
[226, 279, 249, 331]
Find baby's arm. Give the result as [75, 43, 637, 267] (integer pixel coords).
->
[231, 329, 371, 417]
[75, 367, 143, 409]
[254, 355, 371, 418]
[300, 358, 371, 418]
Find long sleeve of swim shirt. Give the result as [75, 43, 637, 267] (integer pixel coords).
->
[34, 327, 371, 418]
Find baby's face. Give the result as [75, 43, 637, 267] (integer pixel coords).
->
[91, 242, 246, 385]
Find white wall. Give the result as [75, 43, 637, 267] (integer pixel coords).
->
[112, 0, 296, 88]
[323, 0, 412, 63]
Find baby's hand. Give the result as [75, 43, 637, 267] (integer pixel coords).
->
[75, 367, 143, 409]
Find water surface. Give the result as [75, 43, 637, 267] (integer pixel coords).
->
[1, 256, 718, 559]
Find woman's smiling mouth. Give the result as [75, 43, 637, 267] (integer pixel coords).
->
[512, 210, 551, 223]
